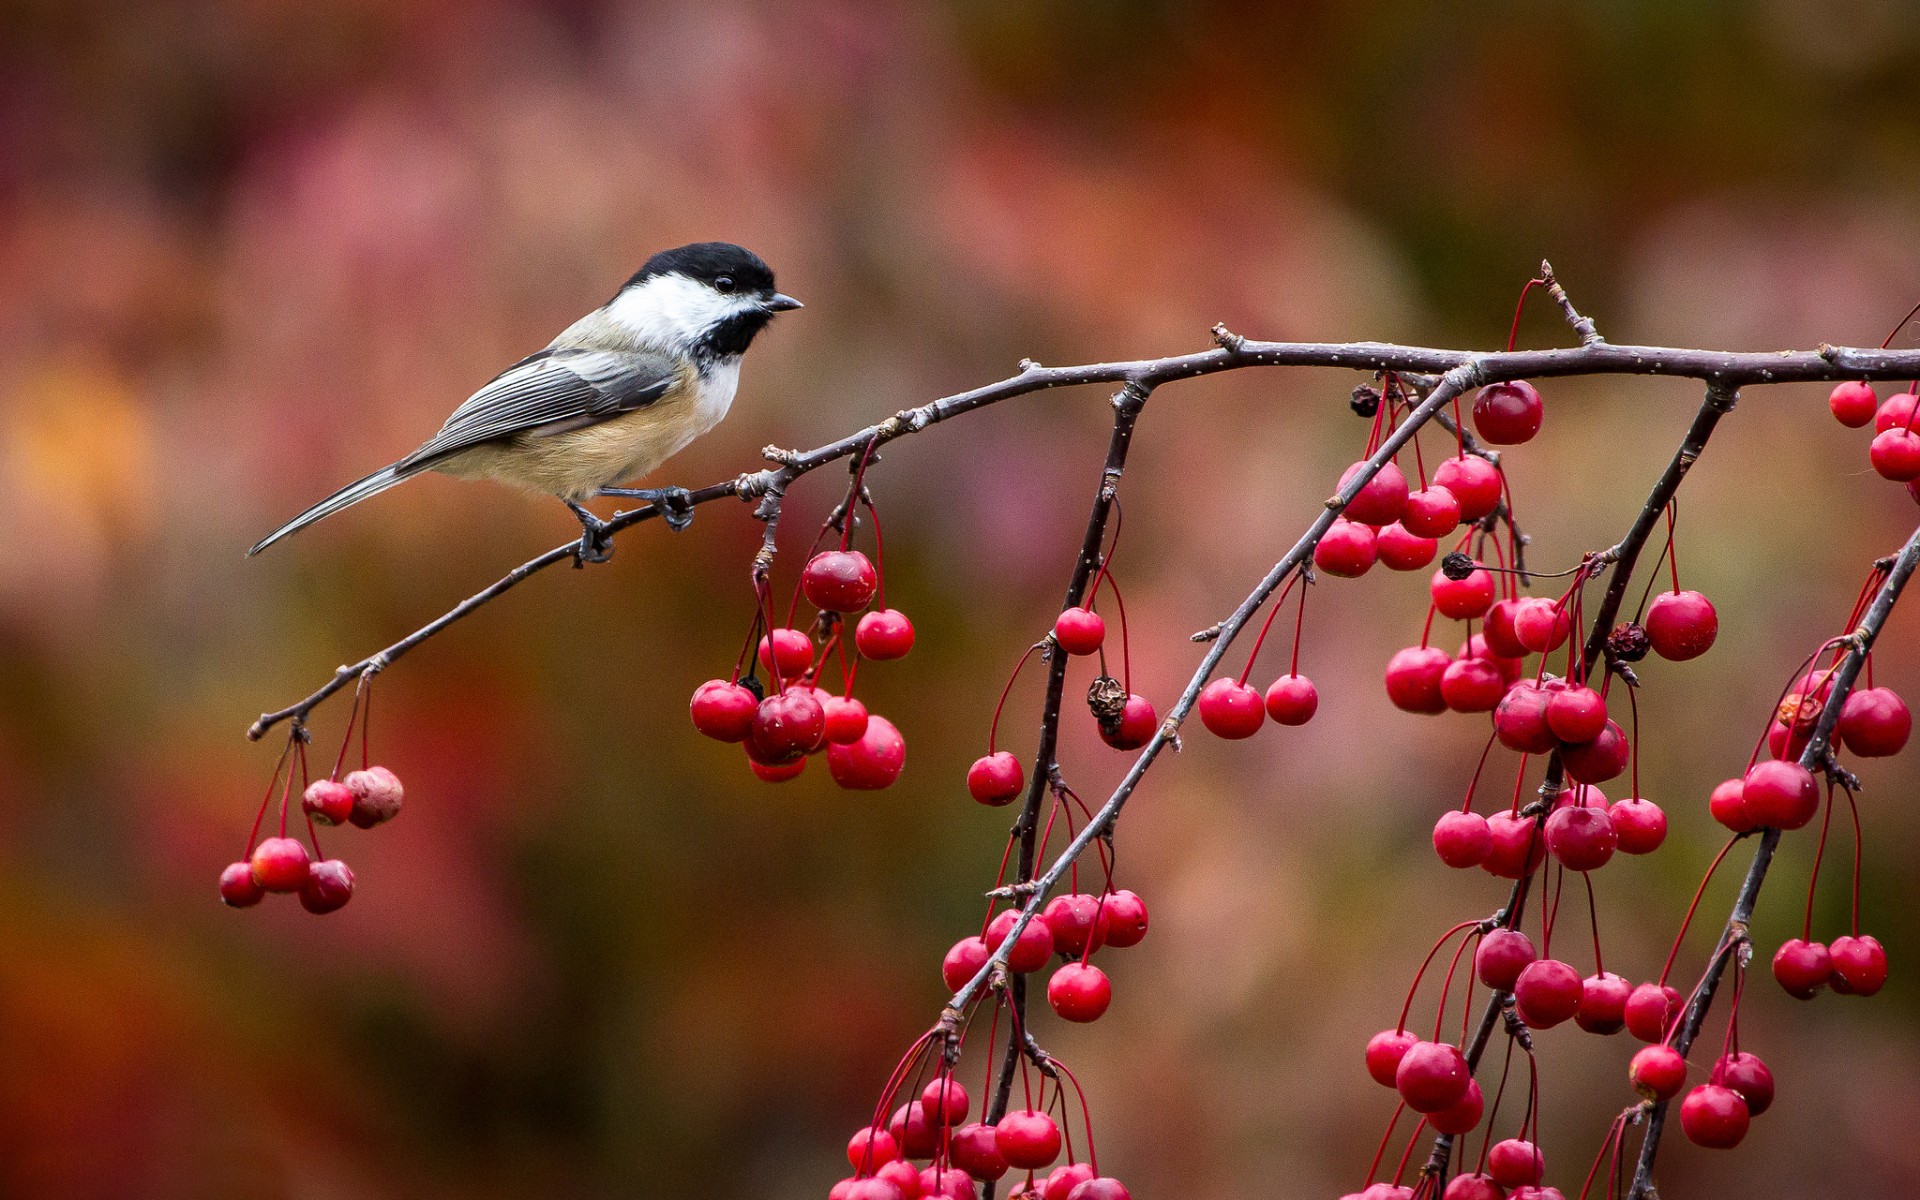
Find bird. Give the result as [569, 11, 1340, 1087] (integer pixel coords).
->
[248, 241, 801, 562]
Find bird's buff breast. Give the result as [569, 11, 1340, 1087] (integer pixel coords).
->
[435, 361, 738, 501]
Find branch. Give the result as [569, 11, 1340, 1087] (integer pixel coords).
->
[250, 337, 1920, 740]
[984, 383, 1149, 1159]
[1420, 380, 1740, 1178]
[1627, 522, 1920, 1198]
[944, 362, 1486, 1012]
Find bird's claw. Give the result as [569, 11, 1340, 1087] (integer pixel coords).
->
[597, 485, 695, 532]
[565, 500, 615, 566]
[656, 487, 695, 531]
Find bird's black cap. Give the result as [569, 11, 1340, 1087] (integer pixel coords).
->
[624, 242, 777, 296]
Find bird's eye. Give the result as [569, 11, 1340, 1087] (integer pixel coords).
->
[714, 276, 736, 294]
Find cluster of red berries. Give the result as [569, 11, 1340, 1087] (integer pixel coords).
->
[690, 544, 915, 789]
[1628, 1043, 1774, 1150]
[1830, 379, 1920, 499]
[220, 762, 402, 914]
[942, 889, 1148, 1025]
[832, 1075, 1130, 1200]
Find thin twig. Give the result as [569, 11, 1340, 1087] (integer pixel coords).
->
[250, 335, 1920, 739]
[1627, 523, 1920, 1198]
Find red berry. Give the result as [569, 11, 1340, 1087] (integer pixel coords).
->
[1053, 607, 1106, 656]
[1710, 1051, 1774, 1116]
[1384, 646, 1450, 714]
[1514, 958, 1583, 1028]
[1198, 678, 1265, 738]
[1512, 598, 1572, 653]
[1609, 797, 1668, 854]
[1494, 681, 1558, 753]
[1365, 1028, 1420, 1087]
[344, 765, 404, 828]
[1264, 674, 1319, 725]
[1483, 812, 1546, 879]
[949, 1122, 1007, 1180]
[1394, 1040, 1471, 1113]
[844, 1179, 904, 1200]
[1098, 694, 1157, 750]
[1434, 455, 1503, 520]
[1630, 1044, 1688, 1100]
[301, 779, 355, 827]
[1043, 1164, 1095, 1200]
[298, 858, 355, 914]
[1576, 971, 1632, 1034]
[249, 836, 311, 893]
[1376, 523, 1438, 571]
[758, 626, 816, 677]
[804, 550, 879, 613]
[943, 936, 990, 992]
[967, 752, 1026, 805]
[919, 1077, 970, 1126]
[1432, 565, 1496, 620]
[1483, 598, 1529, 659]
[1441, 656, 1506, 713]
[1829, 934, 1888, 996]
[1771, 938, 1831, 999]
[219, 861, 265, 908]
[1561, 721, 1629, 785]
[886, 1101, 936, 1157]
[1443, 1174, 1503, 1200]
[1839, 686, 1911, 756]
[748, 688, 827, 763]
[1625, 982, 1682, 1043]
[827, 715, 906, 790]
[1679, 1084, 1749, 1149]
[1065, 1179, 1130, 1200]
[1432, 809, 1492, 869]
[1487, 1138, 1544, 1188]
[1429, 1078, 1484, 1135]
[1742, 760, 1818, 830]
[985, 909, 1056, 973]
[1545, 686, 1607, 744]
[749, 754, 806, 783]
[875, 1161, 920, 1199]
[1767, 715, 1812, 762]
[1097, 889, 1149, 947]
[856, 609, 915, 660]
[1043, 894, 1106, 957]
[922, 1166, 976, 1200]
[1315, 519, 1377, 577]
[994, 1109, 1061, 1170]
[1401, 486, 1462, 537]
[1709, 777, 1755, 833]
[1871, 426, 1920, 480]
[1047, 962, 1112, 1022]
[1830, 380, 1878, 427]
[1874, 391, 1920, 431]
[818, 695, 870, 745]
[1644, 590, 1717, 661]
[848, 1127, 900, 1171]
[691, 680, 760, 742]
[1545, 803, 1617, 871]
[1340, 459, 1411, 526]
[1472, 381, 1544, 445]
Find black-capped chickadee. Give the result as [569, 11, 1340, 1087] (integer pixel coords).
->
[248, 241, 801, 562]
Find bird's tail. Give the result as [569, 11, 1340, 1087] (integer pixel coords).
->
[248, 461, 422, 556]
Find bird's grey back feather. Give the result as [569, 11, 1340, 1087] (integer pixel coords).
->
[248, 347, 679, 555]
[398, 347, 679, 471]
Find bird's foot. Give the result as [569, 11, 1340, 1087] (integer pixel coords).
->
[599, 486, 695, 532]
[565, 501, 615, 566]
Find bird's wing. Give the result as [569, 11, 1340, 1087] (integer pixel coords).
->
[397, 348, 679, 470]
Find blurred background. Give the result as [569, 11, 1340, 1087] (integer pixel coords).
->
[3, 0, 1920, 1196]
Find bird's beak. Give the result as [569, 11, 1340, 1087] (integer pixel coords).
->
[765, 293, 804, 312]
